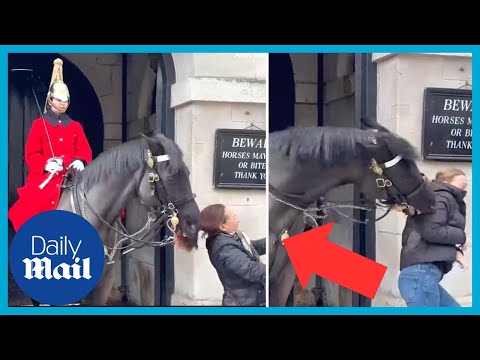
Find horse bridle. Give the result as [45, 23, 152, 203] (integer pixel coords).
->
[141, 148, 197, 221]
[69, 147, 196, 264]
[370, 155, 425, 216]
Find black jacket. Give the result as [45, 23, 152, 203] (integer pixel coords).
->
[400, 180, 467, 274]
[206, 231, 266, 306]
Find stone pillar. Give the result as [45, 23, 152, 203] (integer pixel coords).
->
[61, 54, 123, 150]
[290, 53, 318, 127]
[170, 53, 267, 305]
[371, 53, 472, 307]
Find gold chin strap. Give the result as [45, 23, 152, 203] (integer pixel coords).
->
[146, 149, 160, 196]
[170, 216, 179, 231]
[146, 149, 155, 168]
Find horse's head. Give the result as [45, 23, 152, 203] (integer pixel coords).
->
[137, 133, 201, 251]
[362, 117, 436, 215]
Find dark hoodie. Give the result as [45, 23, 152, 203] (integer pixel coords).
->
[400, 180, 467, 275]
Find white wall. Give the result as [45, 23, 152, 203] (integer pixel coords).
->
[372, 53, 472, 306]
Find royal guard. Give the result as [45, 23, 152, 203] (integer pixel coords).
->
[8, 58, 93, 232]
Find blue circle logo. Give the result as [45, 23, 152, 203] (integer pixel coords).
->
[9, 210, 105, 306]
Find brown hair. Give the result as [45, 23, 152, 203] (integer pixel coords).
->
[435, 168, 466, 183]
[200, 204, 227, 237]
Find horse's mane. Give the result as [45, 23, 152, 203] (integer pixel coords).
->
[269, 126, 418, 167]
[80, 132, 184, 191]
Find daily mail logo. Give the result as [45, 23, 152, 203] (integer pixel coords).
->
[24, 236, 92, 280]
[10, 210, 105, 306]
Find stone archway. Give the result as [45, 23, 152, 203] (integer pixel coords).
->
[121, 53, 178, 306]
[269, 53, 295, 132]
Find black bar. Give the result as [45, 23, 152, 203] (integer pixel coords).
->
[317, 53, 324, 127]
[353, 53, 377, 307]
[313, 53, 325, 305]
[154, 54, 176, 306]
[120, 54, 128, 303]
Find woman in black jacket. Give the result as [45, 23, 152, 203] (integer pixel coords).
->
[398, 168, 468, 307]
[200, 204, 266, 306]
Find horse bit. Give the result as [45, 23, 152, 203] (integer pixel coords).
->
[69, 149, 188, 265]
[270, 155, 412, 244]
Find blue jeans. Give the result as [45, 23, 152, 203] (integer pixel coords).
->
[398, 263, 461, 307]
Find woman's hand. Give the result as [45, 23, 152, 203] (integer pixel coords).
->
[462, 236, 470, 252]
[456, 251, 467, 270]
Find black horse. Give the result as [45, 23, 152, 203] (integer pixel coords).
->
[55, 132, 201, 306]
[268, 119, 436, 307]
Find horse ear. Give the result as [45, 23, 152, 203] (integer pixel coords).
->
[138, 132, 166, 155]
[138, 132, 155, 148]
[361, 117, 390, 133]
[138, 132, 149, 141]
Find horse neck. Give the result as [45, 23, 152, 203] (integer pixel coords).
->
[269, 161, 368, 236]
[269, 197, 305, 237]
[272, 164, 359, 202]
[269, 170, 329, 238]
[79, 167, 143, 227]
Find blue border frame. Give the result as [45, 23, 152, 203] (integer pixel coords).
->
[1, 45, 477, 315]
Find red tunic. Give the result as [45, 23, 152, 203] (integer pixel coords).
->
[8, 111, 93, 232]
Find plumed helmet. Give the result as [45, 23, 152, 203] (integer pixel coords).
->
[44, 58, 70, 113]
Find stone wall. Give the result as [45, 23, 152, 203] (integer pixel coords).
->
[372, 53, 472, 307]
[170, 53, 267, 305]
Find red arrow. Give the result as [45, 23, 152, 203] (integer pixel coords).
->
[282, 222, 387, 299]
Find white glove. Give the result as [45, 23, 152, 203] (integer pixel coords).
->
[47, 157, 63, 166]
[69, 160, 85, 172]
[45, 161, 63, 173]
